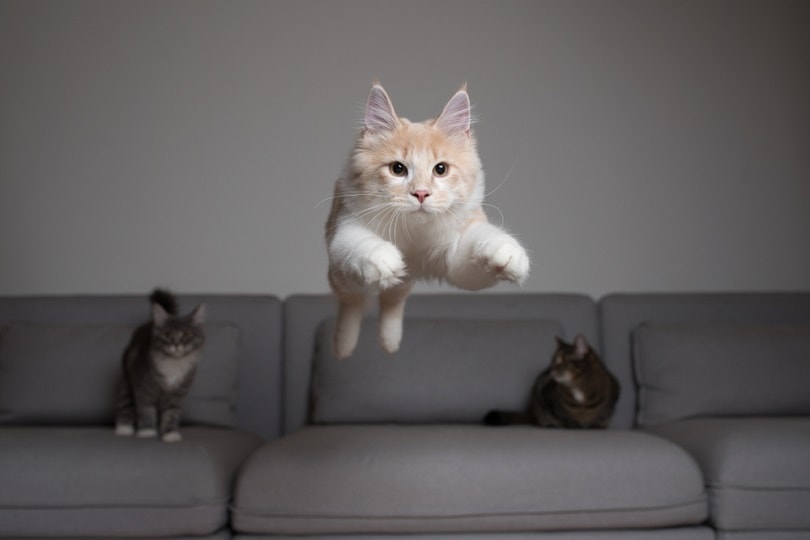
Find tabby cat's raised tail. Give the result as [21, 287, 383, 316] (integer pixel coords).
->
[150, 288, 179, 315]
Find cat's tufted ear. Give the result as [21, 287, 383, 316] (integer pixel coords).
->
[152, 303, 169, 326]
[437, 85, 471, 136]
[574, 335, 590, 357]
[190, 303, 206, 325]
[364, 83, 399, 134]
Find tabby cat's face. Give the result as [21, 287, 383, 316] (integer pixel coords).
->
[153, 318, 204, 358]
[550, 336, 591, 385]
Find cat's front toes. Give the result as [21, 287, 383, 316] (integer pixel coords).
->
[360, 244, 407, 289]
[136, 428, 158, 438]
[480, 240, 530, 284]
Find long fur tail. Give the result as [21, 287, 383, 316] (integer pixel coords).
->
[149, 288, 179, 315]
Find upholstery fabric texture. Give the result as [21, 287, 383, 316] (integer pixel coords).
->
[0, 322, 241, 427]
[647, 417, 810, 531]
[311, 317, 563, 424]
[633, 323, 810, 426]
[232, 425, 707, 534]
[0, 426, 261, 537]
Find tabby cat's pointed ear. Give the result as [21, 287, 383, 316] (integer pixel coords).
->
[152, 303, 168, 326]
[437, 86, 471, 136]
[574, 335, 590, 356]
[191, 303, 206, 325]
[364, 84, 398, 134]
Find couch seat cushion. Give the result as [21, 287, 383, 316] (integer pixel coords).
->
[647, 417, 810, 531]
[0, 426, 262, 537]
[232, 425, 707, 534]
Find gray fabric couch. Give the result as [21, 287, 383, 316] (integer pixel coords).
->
[0, 294, 283, 538]
[1, 292, 808, 539]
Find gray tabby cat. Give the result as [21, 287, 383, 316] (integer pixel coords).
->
[115, 289, 205, 442]
[484, 335, 620, 429]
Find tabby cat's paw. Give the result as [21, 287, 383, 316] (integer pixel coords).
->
[162, 431, 183, 443]
[115, 423, 135, 437]
[477, 238, 530, 284]
[136, 428, 158, 438]
[360, 244, 407, 289]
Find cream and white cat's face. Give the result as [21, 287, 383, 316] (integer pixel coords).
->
[346, 85, 485, 220]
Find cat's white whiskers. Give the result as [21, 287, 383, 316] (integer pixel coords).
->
[350, 203, 390, 222]
[401, 210, 415, 244]
[363, 205, 393, 234]
[484, 159, 517, 198]
[378, 206, 395, 241]
[445, 207, 465, 226]
[481, 203, 505, 227]
[315, 191, 385, 208]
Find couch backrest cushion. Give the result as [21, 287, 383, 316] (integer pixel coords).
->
[284, 293, 599, 433]
[599, 292, 810, 429]
[0, 322, 241, 427]
[310, 317, 563, 424]
[633, 323, 810, 426]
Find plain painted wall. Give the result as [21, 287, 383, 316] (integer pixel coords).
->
[1, 0, 808, 298]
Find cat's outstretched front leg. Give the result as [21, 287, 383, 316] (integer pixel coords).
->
[328, 221, 407, 290]
[328, 221, 408, 358]
[378, 280, 412, 354]
[447, 222, 530, 290]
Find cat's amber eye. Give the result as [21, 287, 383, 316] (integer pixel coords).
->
[389, 161, 408, 177]
[433, 162, 449, 177]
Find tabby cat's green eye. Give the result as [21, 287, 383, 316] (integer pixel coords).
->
[433, 162, 448, 177]
[390, 161, 408, 177]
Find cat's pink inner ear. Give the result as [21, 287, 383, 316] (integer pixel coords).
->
[437, 89, 471, 136]
[364, 85, 398, 133]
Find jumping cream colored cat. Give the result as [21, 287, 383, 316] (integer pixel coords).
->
[326, 83, 530, 358]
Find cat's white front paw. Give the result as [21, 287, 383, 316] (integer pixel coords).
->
[359, 244, 407, 289]
[136, 428, 158, 438]
[162, 431, 183, 443]
[115, 423, 135, 437]
[477, 238, 530, 284]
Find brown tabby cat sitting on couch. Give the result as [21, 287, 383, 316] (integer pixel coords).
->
[115, 289, 205, 443]
[485, 335, 620, 429]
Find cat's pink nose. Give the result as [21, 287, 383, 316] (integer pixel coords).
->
[412, 190, 430, 204]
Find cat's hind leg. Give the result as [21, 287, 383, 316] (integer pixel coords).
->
[135, 405, 158, 438]
[114, 380, 136, 436]
[160, 407, 183, 443]
[333, 289, 367, 359]
[378, 280, 412, 354]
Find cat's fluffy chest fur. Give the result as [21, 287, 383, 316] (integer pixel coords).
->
[326, 84, 530, 358]
[153, 352, 199, 390]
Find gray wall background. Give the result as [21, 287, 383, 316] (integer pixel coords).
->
[1, 0, 808, 298]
